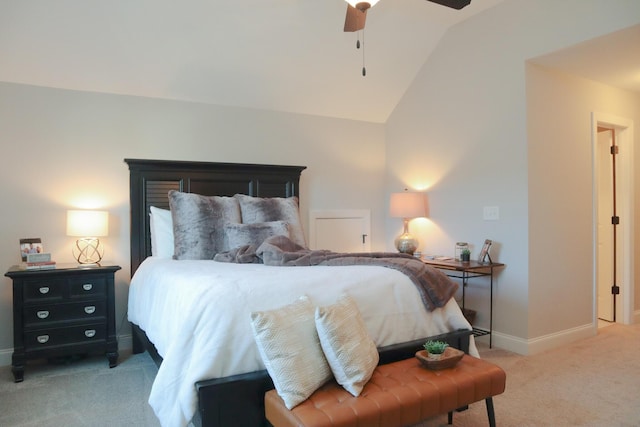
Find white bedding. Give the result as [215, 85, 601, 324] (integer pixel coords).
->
[128, 256, 478, 427]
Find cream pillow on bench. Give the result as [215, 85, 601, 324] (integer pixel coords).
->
[315, 294, 379, 397]
[250, 296, 332, 409]
[251, 293, 380, 410]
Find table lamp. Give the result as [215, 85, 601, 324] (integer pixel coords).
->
[66, 210, 109, 265]
[390, 190, 428, 255]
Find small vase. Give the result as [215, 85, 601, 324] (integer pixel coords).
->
[461, 253, 470, 262]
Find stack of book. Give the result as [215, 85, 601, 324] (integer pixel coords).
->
[20, 252, 56, 270]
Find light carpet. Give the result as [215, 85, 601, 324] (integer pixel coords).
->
[0, 350, 160, 427]
[419, 323, 640, 426]
[1, 323, 639, 426]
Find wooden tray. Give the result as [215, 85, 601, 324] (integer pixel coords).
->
[415, 347, 464, 370]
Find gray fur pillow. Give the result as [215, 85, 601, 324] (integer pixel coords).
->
[235, 194, 307, 248]
[168, 190, 241, 260]
[224, 221, 290, 250]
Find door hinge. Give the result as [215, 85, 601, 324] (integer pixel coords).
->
[610, 145, 619, 155]
[612, 216, 620, 225]
[611, 285, 620, 295]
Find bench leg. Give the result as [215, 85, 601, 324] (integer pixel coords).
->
[485, 397, 496, 427]
[450, 401, 493, 426]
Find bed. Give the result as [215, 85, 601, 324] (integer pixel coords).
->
[125, 158, 476, 427]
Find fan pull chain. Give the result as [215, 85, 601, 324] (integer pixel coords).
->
[356, 30, 366, 77]
[362, 29, 366, 76]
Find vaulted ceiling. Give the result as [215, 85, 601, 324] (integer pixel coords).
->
[0, 0, 505, 123]
[1, 1, 638, 124]
[531, 23, 640, 96]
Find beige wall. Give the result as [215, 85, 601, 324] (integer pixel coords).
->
[527, 64, 640, 337]
[385, 0, 640, 354]
[0, 82, 386, 365]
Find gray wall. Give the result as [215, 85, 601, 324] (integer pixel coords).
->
[0, 82, 386, 365]
[385, 0, 640, 354]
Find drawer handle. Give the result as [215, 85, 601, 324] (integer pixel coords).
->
[37, 335, 50, 344]
[82, 283, 93, 291]
[39, 286, 50, 294]
[84, 306, 96, 314]
[37, 310, 50, 319]
[84, 329, 96, 338]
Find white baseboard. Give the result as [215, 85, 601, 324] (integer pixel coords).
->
[0, 334, 134, 369]
[0, 348, 11, 368]
[488, 331, 530, 355]
[490, 323, 595, 356]
[118, 333, 133, 352]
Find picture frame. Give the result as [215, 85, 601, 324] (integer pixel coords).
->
[20, 238, 43, 262]
[478, 239, 492, 263]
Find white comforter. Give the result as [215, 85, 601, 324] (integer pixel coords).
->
[128, 257, 477, 427]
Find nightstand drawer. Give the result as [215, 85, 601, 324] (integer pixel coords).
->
[23, 279, 65, 302]
[69, 275, 107, 298]
[24, 301, 107, 327]
[24, 324, 107, 351]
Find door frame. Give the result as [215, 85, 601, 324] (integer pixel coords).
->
[591, 112, 634, 325]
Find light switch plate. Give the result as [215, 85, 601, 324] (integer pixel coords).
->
[483, 206, 499, 221]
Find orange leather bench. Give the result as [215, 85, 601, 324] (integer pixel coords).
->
[265, 355, 506, 427]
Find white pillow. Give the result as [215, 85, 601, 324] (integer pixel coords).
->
[250, 295, 332, 409]
[315, 294, 379, 397]
[149, 206, 174, 258]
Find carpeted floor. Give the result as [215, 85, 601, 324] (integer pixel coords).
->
[0, 350, 160, 427]
[1, 323, 639, 426]
[419, 323, 640, 427]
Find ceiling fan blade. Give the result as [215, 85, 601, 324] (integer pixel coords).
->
[344, 4, 367, 32]
[426, 0, 472, 10]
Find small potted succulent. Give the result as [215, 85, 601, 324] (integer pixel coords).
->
[423, 340, 449, 360]
[460, 248, 471, 262]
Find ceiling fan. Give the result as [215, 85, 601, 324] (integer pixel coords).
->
[344, 0, 472, 32]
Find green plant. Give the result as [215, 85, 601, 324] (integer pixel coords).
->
[461, 248, 471, 256]
[423, 340, 449, 355]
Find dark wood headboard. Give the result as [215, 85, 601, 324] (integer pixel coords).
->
[125, 159, 306, 277]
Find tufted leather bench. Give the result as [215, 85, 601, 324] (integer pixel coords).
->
[265, 355, 506, 427]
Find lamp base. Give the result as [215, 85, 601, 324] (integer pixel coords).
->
[72, 237, 104, 265]
[395, 217, 419, 255]
[395, 232, 418, 255]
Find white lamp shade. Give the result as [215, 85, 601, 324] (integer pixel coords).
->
[390, 192, 428, 219]
[66, 210, 109, 237]
[345, 0, 380, 8]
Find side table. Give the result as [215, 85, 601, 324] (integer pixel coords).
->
[422, 258, 504, 348]
[5, 264, 121, 382]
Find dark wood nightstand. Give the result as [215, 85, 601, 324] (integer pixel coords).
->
[5, 264, 121, 382]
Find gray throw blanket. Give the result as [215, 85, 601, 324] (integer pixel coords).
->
[214, 235, 458, 312]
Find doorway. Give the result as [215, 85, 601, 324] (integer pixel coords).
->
[595, 127, 617, 322]
[592, 112, 634, 326]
